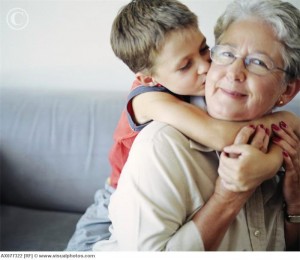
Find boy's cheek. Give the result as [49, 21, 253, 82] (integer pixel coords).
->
[199, 87, 205, 96]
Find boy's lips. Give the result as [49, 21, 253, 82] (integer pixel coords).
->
[200, 75, 206, 85]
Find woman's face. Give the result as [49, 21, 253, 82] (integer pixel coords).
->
[205, 19, 287, 121]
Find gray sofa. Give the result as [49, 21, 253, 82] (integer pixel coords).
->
[0, 87, 127, 251]
[0, 87, 299, 251]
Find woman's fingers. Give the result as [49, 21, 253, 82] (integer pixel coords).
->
[272, 122, 298, 149]
[282, 151, 296, 172]
[233, 125, 256, 144]
[273, 121, 300, 206]
[272, 121, 300, 161]
[250, 125, 269, 153]
[228, 125, 268, 157]
[281, 149, 300, 208]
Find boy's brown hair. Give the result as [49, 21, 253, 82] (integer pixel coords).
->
[110, 0, 198, 75]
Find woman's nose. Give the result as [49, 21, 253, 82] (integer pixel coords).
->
[226, 58, 246, 82]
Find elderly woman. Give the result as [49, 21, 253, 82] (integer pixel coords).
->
[94, 0, 300, 251]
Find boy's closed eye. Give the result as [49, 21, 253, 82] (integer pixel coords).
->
[179, 61, 192, 71]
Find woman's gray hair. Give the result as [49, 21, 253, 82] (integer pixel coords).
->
[214, 0, 300, 81]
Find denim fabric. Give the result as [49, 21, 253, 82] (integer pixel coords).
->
[65, 184, 115, 251]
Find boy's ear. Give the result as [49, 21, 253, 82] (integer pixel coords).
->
[135, 72, 156, 86]
[278, 79, 300, 107]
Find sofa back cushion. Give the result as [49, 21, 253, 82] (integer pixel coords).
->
[0, 87, 126, 213]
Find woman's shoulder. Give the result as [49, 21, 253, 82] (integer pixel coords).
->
[135, 121, 190, 146]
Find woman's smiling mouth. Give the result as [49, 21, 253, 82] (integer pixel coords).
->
[220, 88, 248, 99]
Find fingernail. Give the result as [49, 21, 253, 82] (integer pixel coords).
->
[282, 151, 289, 157]
[265, 128, 270, 136]
[271, 124, 280, 131]
[249, 124, 256, 129]
[272, 136, 281, 143]
[259, 124, 264, 129]
[279, 121, 287, 129]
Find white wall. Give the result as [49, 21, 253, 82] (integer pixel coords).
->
[1, 0, 300, 92]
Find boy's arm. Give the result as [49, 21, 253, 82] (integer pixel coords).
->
[132, 91, 243, 151]
[132, 91, 299, 151]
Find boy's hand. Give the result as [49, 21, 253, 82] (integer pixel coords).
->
[218, 125, 279, 192]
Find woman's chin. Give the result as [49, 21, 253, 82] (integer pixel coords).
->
[207, 109, 248, 121]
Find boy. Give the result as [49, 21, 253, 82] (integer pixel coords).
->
[66, 0, 299, 251]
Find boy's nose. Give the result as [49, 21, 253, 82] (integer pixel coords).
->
[197, 59, 210, 75]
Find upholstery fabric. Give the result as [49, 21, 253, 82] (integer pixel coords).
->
[0, 87, 127, 250]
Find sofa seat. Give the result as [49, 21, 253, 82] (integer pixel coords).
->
[1, 205, 82, 251]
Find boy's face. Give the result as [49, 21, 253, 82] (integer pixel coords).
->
[151, 27, 210, 96]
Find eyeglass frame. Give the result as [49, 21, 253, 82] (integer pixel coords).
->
[210, 45, 289, 76]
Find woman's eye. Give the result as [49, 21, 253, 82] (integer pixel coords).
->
[249, 58, 268, 68]
[221, 51, 235, 58]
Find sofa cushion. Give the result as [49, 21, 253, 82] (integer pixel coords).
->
[0, 205, 82, 251]
[0, 88, 127, 212]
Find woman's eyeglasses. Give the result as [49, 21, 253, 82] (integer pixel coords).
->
[210, 45, 289, 76]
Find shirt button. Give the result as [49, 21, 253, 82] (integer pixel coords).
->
[254, 230, 261, 237]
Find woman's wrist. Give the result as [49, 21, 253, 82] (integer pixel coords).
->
[213, 181, 253, 214]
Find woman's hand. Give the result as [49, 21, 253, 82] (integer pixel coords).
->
[218, 124, 280, 192]
[272, 121, 300, 213]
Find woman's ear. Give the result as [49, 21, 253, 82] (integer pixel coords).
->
[135, 72, 157, 86]
[279, 79, 300, 106]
